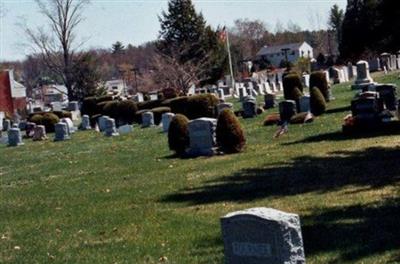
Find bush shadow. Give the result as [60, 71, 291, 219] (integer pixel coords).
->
[162, 147, 400, 205]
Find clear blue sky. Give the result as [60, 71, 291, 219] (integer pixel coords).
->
[0, 0, 346, 62]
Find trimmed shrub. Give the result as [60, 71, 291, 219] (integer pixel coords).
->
[292, 87, 303, 101]
[310, 87, 326, 116]
[283, 73, 303, 100]
[102, 101, 120, 119]
[30, 114, 43, 125]
[169, 96, 189, 115]
[53, 111, 72, 119]
[81, 95, 113, 117]
[263, 113, 281, 126]
[117, 100, 138, 124]
[216, 109, 246, 153]
[186, 94, 219, 119]
[41, 113, 60, 132]
[151, 107, 171, 125]
[168, 114, 189, 156]
[137, 99, 163, 111]
[290, 112, 314, 124]
[310, 71, 329, 101]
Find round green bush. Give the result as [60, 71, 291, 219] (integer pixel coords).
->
[30, 114, 43, 125]
[169, 96, 189, 116]
[137, 99, 163, 111]
[186, 94, 219, 119]
[216, 109, 246, 153]
[151, 107, 172, 125]
[310, 71, 329, 101]
[41, 113, 60, 133]
[102, 101, 120, 119]
[168, 114, 190, 156]
[292, 87, 303, 101]
[310, 86, 327, 116]
[283, 73, 303, 100]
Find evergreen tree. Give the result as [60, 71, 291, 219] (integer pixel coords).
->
[328, 4, 344, 46]
[112, 41, 125, 54]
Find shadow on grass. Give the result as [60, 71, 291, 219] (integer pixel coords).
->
[285, 121, 400, 145]
[162, 146, 400, 262]
[325, 106, 351, 115]
[302, 197, 400, 263]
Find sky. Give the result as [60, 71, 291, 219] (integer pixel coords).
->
[0, 0, 346, 62]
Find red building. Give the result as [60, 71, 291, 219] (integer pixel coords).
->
[0, 70, 27, 115]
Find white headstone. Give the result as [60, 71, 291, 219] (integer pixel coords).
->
[161, 113, 175, 133]
[118, 124, 133, 135]
[187, 118, 217, 156]
[142, 111, 154, 128]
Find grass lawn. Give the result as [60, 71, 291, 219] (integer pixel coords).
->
[1, 72, 400, 263]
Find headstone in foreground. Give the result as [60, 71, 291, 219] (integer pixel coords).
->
[298, 96, 310, 113]
[161, 112, 175, 133]
[98, 116, 109, 132]
[54, 122, 70, 141]
[187, 117, 217, 156]
[264, 93, 276, 109]
[8, 127, 24, 147]
[221, 207, 305, 264]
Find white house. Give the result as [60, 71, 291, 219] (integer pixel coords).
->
[105, 79, 125, 96]
[256, 42, 314, 68]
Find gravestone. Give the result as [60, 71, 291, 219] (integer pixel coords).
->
[187, 118, 217, 156]
[98, 116, 109, 132]
[0, 113, 3, 131]
[68, 101, 80, 111]
[351, 92, 382, 123]
[3, 119, 10, 131]
[218, 88, 225, 100]
[302, 74, 310, 88]
[298, 96, 310, 113]
[104, 118, 119, 137]
[25, 122, 36, 138]
[217, 103, 234, 114]
[279, 100, 297, 122]
[54, 122, 70, 141]
[142, 111, 154, 128]
[137, 92, 144, 103]
[238, 87, 246, 101]
[347, 62, 354, 79]
[374, 84, 397, 111]
[118, 124, 133, 135]
[61, 118, 76, 134]
[52, 102, 63, 111]
[221, 207, 305, 264]
[80, 115, 91, 130]
[18, 121, 27, 131]
[368, 58, 381, 72]
[161, 112, 175, 133]
[352, 60, 374, 90]
[32, 125, 47, 141]
[8, 127, 24, 146]
[264, 94, 276, 109]
[242, 96, 257, 118]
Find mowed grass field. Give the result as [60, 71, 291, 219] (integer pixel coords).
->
[1, 72, 400, 264]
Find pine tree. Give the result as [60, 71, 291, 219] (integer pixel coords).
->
[112, 41, 125, 54]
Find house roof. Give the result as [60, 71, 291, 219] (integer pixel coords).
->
[256, 42, 309, 56]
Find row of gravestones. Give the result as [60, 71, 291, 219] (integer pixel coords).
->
[5, 117, 77, 146]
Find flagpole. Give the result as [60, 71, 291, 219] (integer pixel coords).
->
[225, 27, 235, 90]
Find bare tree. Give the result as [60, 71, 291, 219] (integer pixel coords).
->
[23, 0, 89, 100]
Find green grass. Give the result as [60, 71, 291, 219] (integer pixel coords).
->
[1, 72, 400, 263]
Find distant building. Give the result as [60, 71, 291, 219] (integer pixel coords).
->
[33, 84, 68, 105]
[105, 79, 126, 95]
[256, 42, 314, 68]
[0, 70, 27, 115]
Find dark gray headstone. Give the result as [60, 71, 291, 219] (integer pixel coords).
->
[98, 116, 109, 132]
[3, 119, 10, 131]
[221, 208, 305, 264]
[242, 97, 257, 118]
[54, 122, 70, 141]
[279, 101, 297, 121]
[32, 125, 47, 141]
[25, 122, 36, 138]
[298, 96, 310, 113]
[8, 127, 24, 146]
[374, 84, 397, 111]
[68, 101, 80, 111]
[264, 94, 276, 109]
[188, 118, 217, 156]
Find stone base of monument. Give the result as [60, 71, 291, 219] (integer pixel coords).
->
[351, 82, 377, 90]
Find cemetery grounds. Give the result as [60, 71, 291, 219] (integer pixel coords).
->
[1, 72, 399, 263]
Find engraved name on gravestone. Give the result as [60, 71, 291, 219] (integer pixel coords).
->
[221, 208, 305, 264]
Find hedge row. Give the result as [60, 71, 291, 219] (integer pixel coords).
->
[29, 112, 60, 132]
